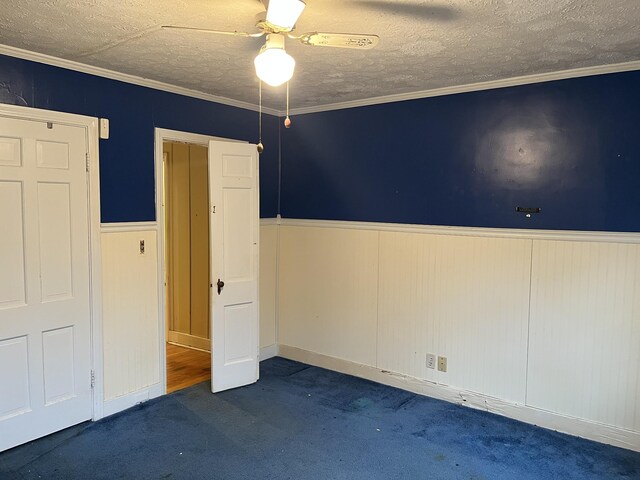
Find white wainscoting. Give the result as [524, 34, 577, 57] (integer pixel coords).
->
[377, 232, 532, 404]
[101, 227, 160, 403]
[275, 219, 640, 452]
[99, 222, 279, 416]
[278, 225, 379, 366]
[527, 240, 640, 433]
[259, 222, 278, 354]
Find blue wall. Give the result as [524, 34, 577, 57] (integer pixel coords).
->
[0, 54, 279, 222]
[3, 53, 640, 232]
[281, 70, 640, 232]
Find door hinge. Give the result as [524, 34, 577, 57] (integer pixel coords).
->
[212, 205, 216, 214]
[90, 370, 95, 389]
[86, 153, 90, 173]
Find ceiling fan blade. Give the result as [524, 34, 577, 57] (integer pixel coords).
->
[162, 25, 265, 38]
[294, 32, 380, 49]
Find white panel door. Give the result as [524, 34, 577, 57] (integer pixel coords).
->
[0, 116, 92, 451]
[209, 140, 259, 392]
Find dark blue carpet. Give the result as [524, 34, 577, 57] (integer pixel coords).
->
[1, 357, 639, 479]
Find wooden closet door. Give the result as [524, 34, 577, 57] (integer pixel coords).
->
[166, 143, 191, 335]
[189, 144, 210, 340]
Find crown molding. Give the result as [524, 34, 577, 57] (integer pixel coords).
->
[288, 60, 640, 116]
[3, 43, 639, 118]
[0, 44, 280, 116]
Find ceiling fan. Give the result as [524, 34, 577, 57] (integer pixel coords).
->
[162, 0, 380, 88]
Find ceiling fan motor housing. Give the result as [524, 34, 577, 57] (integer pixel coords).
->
[257, 20, 293, 34]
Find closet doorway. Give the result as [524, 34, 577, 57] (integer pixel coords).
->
[163, 141, 211, 393]
[157, 128, 260, 396]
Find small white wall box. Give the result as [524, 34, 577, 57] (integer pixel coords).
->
[99, 118, 110, 139]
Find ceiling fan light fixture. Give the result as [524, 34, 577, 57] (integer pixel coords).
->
[254, 35, 296, 87]
[265, 0, 306, 31]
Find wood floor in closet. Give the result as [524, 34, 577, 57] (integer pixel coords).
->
[166, 343, 211, 393]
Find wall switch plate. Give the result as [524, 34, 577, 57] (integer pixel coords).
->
[437, 356, 447, 372]
[426, 353, 436, 369]
[99, 118, 110, 139]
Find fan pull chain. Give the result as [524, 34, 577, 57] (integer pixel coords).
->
[284, 81, 292, 128]
[257, 80, 264, 153]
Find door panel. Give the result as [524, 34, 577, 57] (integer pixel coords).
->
[209, 140, 259, 393]
[36, 140, 70, 169]
[224, 302, 254, 363]
[42, 326, 76, 404]
[37, 182, 73, 301]
[0, 336, 30, 419]
[0, 181, 26, 309]
[0, 116, 92, 452]
[223, 188, 253, 281]
[0, 137, 21, 166]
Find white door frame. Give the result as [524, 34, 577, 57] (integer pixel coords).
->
[154, 128, 244, 394]
[0, 103, 103, 420]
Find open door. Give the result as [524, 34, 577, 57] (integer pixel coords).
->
[209, 140, 259, 393]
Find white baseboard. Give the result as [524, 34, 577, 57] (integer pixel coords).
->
[167, 331, 210, 352]
[102, 383, 163, 418]
[260, 344, 279, 361]
[278, 345, 640, 453]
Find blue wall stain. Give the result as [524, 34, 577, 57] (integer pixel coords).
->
[0, 54, 279, 222]
[281, 70, 640, 232]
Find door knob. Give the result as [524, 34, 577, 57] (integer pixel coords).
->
[217, 278, 225, 295]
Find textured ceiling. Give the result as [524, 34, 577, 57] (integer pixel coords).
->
[0, 1, 639, 110]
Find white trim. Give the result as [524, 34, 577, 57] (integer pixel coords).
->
[0, 103, 97, 127]
[102, 383, 163, 418]
[155, 128, 230, 396]
[155, 128, 251, 398]
[0, 104, 104, 421]
[100, 222, 158, 233]
[260, 344, 279, 361]
[289, 60, 640, 115]
[278, 345, 640, 452]
[278, 218, 640, 244]
[167, 331, 210, 352]
[259, 217, 281, 356]
[87, 118, 104, 421]
[2, 44, 639, 117]
[155, 128, 246, 147]
[260, 218, 280, 226]
[274, 214, 281, 347]
[155, 131, 169, 396]
[0, 43, 280, 117]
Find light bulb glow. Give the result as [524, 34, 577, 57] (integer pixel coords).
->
[265, 0, 306, 30]
[254, 47, 295, 87]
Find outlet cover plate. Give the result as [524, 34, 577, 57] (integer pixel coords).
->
[437, 356, 447, 372]
[426, 353, 436, 369]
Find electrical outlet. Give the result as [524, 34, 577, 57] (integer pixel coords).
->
[426, 353, 436, 369]
[437, 356, 447, 372]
